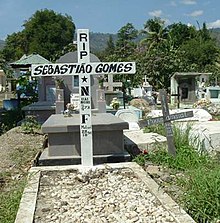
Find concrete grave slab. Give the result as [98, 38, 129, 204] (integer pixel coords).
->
[124, 130, 167, 155]
[15, 162, 195, 223]
[115, 109, 140, 130]
[189, 121, 220, 153]
[39, 113, 130, 165]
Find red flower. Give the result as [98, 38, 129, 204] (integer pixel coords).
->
[143, 149, 148, 154]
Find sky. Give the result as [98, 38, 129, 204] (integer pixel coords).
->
[0, 0, 220, 40]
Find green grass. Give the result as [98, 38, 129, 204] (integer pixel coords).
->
[0, 176, 26, 223]
[134, 123, 220, 222]
[0, 124, 42, 223]
[181, 166, 220, 223]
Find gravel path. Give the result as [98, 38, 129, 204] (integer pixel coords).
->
[34, 167, 175, 223]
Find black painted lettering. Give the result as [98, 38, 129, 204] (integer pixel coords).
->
[82, 42, 86, 50]
[82, 114, 90, 124]
[68, 64, 76, 73]
[86, 65, 92, 73]
[81, 86, 89, 96]
[79, 65, 85, 73]
[48, 65, 54, 74]
[60, 64, 68, 74]
[124, 63, 133, 72]
[33, 65, 43, 75]
[103, 64, 109, 73]
[95, 63, 103, 73]
[79, 33, 88, 42]
[108, 63, 117, 73]
[80, 51, 88, 60]
[42, 65, 49, 75]
[117, 63, 124, 72]
[54, 65, 60, 74]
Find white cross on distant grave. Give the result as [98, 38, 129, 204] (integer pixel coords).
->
[103, 74, 122, 91]
[31, 29, 136, 167]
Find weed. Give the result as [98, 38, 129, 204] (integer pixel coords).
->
[133, 123, 220, 222]
[0, 176, 26, 223]
[143, 123, 166, 136]
[21, 115, 41, 134]
[180, 166, 220, 223]
[0, 109, 23, 135]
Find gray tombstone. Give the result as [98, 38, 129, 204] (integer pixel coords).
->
[56, 51, 100, 109]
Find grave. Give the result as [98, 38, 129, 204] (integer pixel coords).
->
[39, 113, 130, 165]
[206, 86, 220, 104]
[115, 109, 140, 130]
[124, 130, 167, 155]
[104, 75, 124, 108]
[189, 121, 220, 154]
[170, 72, 211, 108]
[23, 51, 101, 123]
[142, 89, 193, 156]
[33, 29, 136, 166]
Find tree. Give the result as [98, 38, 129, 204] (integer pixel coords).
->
[137, 19, 220, 90]
[115, 23, 138, 60]
[3, 9, 75, 61]
[141, 17, 169, 50]
[2, 32, 26, 61]
[105, 35, 115, 55]
[167, 23, 197, 48]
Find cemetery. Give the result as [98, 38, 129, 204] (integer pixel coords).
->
[5, 28, 217, 223]
[1, 18, 220, 223]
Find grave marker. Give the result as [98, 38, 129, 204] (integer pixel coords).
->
[31, 29, 136, 166]
[103, 74, 122, 91]
[143, 89, 193, 156]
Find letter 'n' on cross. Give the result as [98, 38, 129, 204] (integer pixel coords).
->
[31, 29, 136, 167]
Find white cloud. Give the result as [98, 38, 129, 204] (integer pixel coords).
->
[148, 10, 162, 17]
[181, 0, 197, 5]
[187, 10, 203, 17]
[170, 1, 177, 6]
[207, 20, 220, 29]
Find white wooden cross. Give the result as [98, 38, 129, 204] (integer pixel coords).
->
[31, 29, 136, 167]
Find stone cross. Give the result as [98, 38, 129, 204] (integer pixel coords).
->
[143, 89, 193, 156]
[31, 29, 136, 166]
[103, 74, 122, 91]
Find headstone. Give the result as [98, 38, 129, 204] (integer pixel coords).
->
[96, 88, 106, 113]
[70, 93, 80, 110]
[56, 51, 100, 109]
[31, 28, 136, 166]
[55, 89, 64, 114]
[142, 89, 193, 156]
[115, 109, 140, 130]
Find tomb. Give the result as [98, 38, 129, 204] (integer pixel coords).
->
[35, 29, 136, 166]
[206, 86, 220, 103]
[22, 51, 101, 123]
[39, 113, 130, 165]
[115, 109, 140, 130]
[0, 69, 6, 92]
[170, 72, 211, 107]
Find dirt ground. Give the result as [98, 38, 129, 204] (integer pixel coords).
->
[0, 127, 45, 173]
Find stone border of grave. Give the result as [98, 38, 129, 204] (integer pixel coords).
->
[15, 162, 195, 223]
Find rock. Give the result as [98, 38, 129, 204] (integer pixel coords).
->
[145, 165, 160, 175]
[34, 166, 178, 223]
[129, 98, 152, 117]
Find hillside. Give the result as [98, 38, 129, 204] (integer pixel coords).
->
[1, 28, 220, 53]
[90, 32, 117, 53]
[210, 28, 220, 47]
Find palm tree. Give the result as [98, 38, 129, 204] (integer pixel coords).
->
[141, 17, 169, 51]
